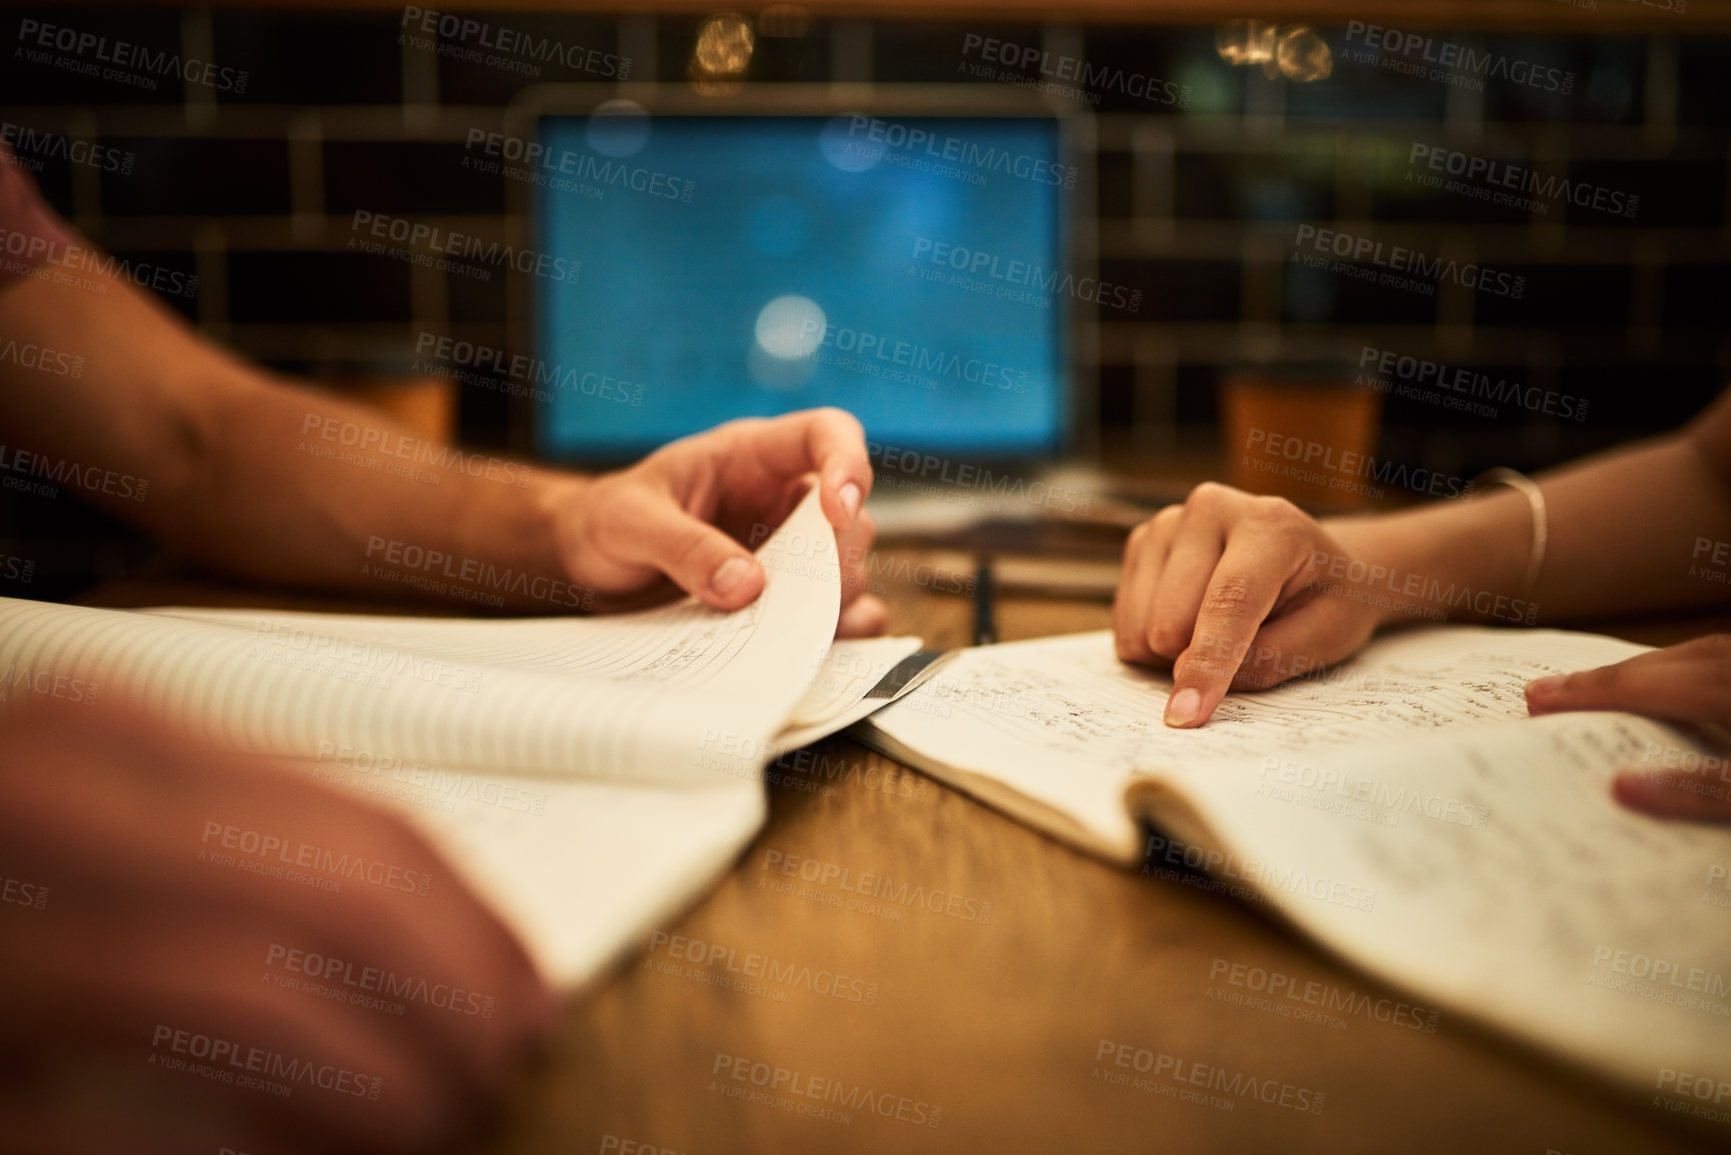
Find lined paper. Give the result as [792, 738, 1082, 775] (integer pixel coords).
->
[864, 627, 1653, 860]
[1162, 710, 1731, 1097]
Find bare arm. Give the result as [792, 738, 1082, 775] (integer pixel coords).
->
[1115, 388, 1731, 729]
[0, 261, 883, 629]
[1330, 391, 1731, 626]
[0, 266, 577, 605]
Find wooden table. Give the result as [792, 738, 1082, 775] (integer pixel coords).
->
[488, 583, 1724, 1155]
[81, 573, 1727, 1155]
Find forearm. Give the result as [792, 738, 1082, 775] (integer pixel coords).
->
[1325, 412, 1731, 628]
[0, 264, 588, 611]
[193, 379, 589, 610]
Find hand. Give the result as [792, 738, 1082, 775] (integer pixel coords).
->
[0, 701, 556, 1154]
[1113, 482, 1383, 728]
[547, 407, 885, 637]
[1525, 635, 1731, 821]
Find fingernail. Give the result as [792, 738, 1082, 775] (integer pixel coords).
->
[711, 557, 749, 595]
[1165, 687, 1202, 727]
[838, 482, 862, 521]
[1526, 675, 1563, 700]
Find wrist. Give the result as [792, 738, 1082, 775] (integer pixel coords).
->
[1320, 489, 1536, 629]
[1317, 518, 1412, 631]
[530, 471, 592, 578]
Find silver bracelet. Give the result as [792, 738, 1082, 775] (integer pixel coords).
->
[1475, 467, 1548, 601]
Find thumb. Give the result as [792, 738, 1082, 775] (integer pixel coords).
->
[627, 500, 764, 610]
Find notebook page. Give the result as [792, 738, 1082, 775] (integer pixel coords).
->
[153, 615, 925, 750]
[376, 636, 932, 986]
[1149, 711, 1731, 1096]
[862, 627, 1649, 862]
[0, 488, 842, 786]
[210, 635, 928, 987]
[774, 635, 926, 752]
[352, 765, 769, 988]
[154, 596, 803, 693]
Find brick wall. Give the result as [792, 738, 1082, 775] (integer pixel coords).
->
[1, 8, 1727, 590]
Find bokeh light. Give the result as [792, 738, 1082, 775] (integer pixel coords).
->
[1215, 20, 1276, 67]
[753, 294, 825, 361]
[586, 99, 651, 158]
[690, 12, 755, 93]
[1276, 27, 1333, 83]
[817, 115, 882, 173]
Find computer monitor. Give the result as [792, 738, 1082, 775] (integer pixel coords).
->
[523, 91, 1080, 465]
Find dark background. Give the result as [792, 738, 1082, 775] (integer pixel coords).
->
[1, 7, 1727, 594]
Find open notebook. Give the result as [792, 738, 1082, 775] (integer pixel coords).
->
[0, 489, 935, 987]
[859, 628, 1731, 1099]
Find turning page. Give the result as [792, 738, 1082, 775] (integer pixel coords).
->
[375, 635, 928, 985]
[0, 488, 889, 985]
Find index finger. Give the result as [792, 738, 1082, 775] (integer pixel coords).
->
[1525, 636, 1731, 724]
[1165, 532, 1299, 728]
[1612, 771, 1731, 823]
[727, 408, 872, 530]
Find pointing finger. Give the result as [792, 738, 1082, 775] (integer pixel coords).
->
[1526, 636, 1731, 725]
[1166, 530, 1304, 728]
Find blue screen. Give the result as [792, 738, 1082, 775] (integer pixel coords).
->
[533, 113, 1068, 461]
